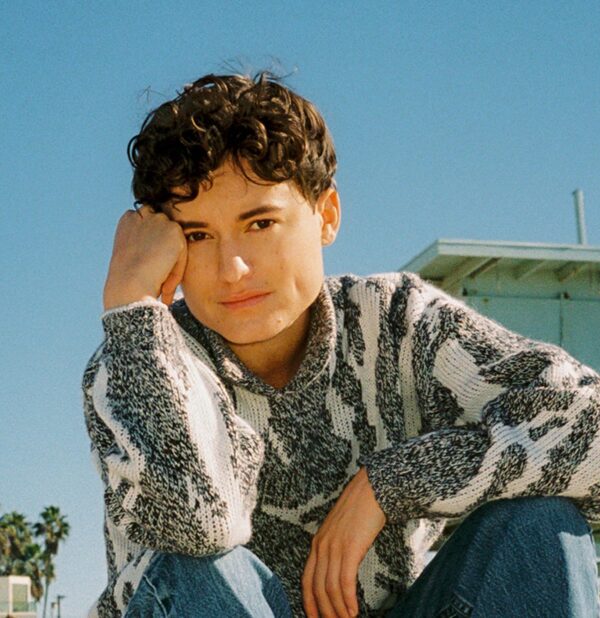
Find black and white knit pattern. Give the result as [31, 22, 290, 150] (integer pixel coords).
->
[83, 301, 263, 615]
[82, 272, 600, 617]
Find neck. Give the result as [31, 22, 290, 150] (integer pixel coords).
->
[227, 309, 311, 389]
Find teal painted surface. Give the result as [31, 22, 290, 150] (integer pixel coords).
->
[562, 300, 600, 371]
[461, 268, 600, 300]
[465, 295, 600, 371]
[402, 238, 600, 373]
[467, 296, 561, 346]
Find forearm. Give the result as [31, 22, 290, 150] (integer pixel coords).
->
[83, 299, 263, 554]
[374, 274, 600, 522]
[361, 429, 489, 521]
[364, 383, 600, 523]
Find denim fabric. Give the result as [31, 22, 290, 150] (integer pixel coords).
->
[123, 546, 292, 617]
[124, 497, 598, 617]
[387, 497, 599, 618]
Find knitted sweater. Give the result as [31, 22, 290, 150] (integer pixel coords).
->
[82, 272, 600, 617]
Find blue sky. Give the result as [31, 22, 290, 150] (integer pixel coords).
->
[2, 2, 600, 615]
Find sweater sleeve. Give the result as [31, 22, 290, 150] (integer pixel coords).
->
[362, 274, 600, 523]
[82, 299, 263, 555]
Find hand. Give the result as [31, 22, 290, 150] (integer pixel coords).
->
[302, 467, 386, 618]
[103, 206, 188, 310]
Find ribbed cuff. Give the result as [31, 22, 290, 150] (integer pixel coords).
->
[359, 448, 420, 523]
[101, 301, 181, 352]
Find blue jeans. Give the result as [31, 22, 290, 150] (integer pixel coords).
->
[387, 497, 598, 617]
[124, 497, 599, 617]
[123, 546, 292, 617]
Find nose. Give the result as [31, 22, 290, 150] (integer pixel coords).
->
[218, 245, 251, 283]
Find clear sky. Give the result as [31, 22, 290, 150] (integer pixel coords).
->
[2, 2, 599, 615]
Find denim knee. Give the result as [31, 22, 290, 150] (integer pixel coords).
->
[471, 496, 590, 538]
[125, 547, 292, 618]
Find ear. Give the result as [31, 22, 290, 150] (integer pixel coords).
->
[317, 187, 341, 246]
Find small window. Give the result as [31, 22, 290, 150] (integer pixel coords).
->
[12, 583, 29, 612]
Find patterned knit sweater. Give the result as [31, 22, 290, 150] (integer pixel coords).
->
[82, 272, 600, 617]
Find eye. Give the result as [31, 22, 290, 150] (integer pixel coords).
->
[185, 231, 210, 243]
[249, 219, 275, 231]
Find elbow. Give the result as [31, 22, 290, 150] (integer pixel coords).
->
[112, 494, 254, 558]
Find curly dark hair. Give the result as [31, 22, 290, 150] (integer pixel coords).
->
[127, 72, 337, 210]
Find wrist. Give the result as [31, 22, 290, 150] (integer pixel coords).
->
[103, 281, 158, 311]
[358, 467, 386, 519]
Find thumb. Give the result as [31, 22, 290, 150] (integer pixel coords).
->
[160, 242, 188, 306]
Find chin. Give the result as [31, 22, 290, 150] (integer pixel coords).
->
[217, 315, 293, 346]
[220, 326, 283, 346]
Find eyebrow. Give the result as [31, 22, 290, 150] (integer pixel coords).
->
[178, 205, 285, 229]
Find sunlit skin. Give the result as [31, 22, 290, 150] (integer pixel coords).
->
[102, 160, 386, 618]
[163, 161, 340, 387]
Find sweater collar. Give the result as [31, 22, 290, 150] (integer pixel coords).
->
[171, 282, 337, 397]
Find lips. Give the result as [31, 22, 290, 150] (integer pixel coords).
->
[219, 291, 271, 309]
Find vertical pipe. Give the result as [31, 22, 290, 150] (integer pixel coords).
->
[573, 189, 588, 245]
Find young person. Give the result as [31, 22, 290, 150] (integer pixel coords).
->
[83, 72, 600, 617]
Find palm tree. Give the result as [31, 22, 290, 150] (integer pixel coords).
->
[0, 511, 44, 600]
[33, 506, 70, 618]
[0, 511, 35, 571]
[0, 517, 11, 562]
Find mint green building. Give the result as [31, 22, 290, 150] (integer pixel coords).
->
[402, 239, 600, 372]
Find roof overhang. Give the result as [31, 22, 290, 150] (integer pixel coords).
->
[401, 239, 600, 291]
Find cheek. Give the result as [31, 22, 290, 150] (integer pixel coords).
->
[181, 253, 213, 295]
[278, 225, 323, 266]
[277, 242, 324, 295]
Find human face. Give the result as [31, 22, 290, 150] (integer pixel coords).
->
[165, 161, 340, 350]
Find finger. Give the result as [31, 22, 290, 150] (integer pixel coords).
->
[313, 546, 337, 618]
[160, 282, 177, 306]
[302, 548, 319, 618]
[135, 204, 155, 217]
[325, 547, 351, 618]
[339, 553, 360, 617]
[160, 240, 188, 305]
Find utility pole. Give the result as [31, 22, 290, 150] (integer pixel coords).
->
[55, 594, 65, 618]
[572, 189, 588, 245]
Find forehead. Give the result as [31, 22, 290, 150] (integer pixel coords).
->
[167, 161, 308, 221]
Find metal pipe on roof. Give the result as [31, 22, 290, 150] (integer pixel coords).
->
[573, 189, 588, 245]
